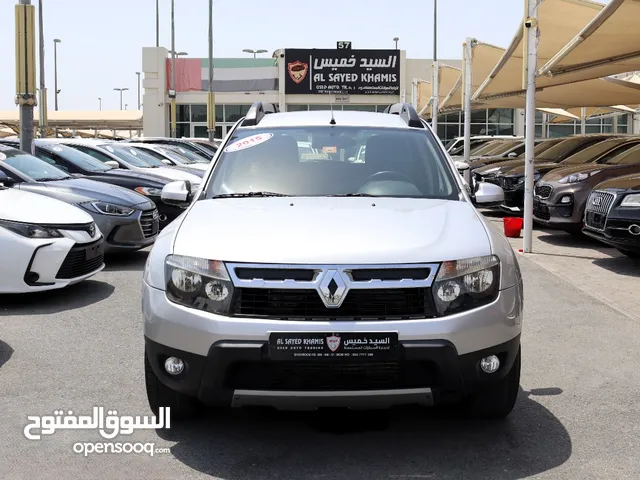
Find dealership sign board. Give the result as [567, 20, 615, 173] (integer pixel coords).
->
[284, 49, 400, 95]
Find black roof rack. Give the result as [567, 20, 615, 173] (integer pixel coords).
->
[241, 102, 280, 127]
[382, 103, 425, 128]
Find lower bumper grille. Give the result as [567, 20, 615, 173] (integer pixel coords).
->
[140, 209, 160, 238]
[56, 239, 104, 279]
[226, 361, 438, 391]
[231, 287, 436, 320]
[533, 200, 550, 220]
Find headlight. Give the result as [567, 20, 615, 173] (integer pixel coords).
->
[517, 173, 540, 184]
[621, 193, 640, 207]
[165, 254, 234, 315]
[558, 171, 599, 184]
[134, 187, 162, 196]
[80, 201, 135, 216]
[432, 255, 500, 316]
[0, 219, 62, 239]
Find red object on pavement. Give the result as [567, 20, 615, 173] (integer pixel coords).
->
[503, 217, 523, 238]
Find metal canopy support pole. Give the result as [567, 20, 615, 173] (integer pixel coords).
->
[411, 78, 418, 108]
[580, 107, 587, 134]
[430, 0, 439, 134]
[37, 0, 47, 138]
[523, 0, 539, 254]
[169, 0, 177, 138]
[155, 0, 159, 47]
[16, 0, 36, 154]
[541, 113, 547, 138]
[462, 39, 473, 162]
[207, 0, 215, 142]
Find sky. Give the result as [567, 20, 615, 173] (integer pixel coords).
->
[0, 0, 596, 111]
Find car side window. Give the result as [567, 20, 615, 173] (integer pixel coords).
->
[36, 150, 70, 172]
[74, 146, 113, 164]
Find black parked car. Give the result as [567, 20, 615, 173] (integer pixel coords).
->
[0, 139, 185, 230]
[582, 172, 640, 258]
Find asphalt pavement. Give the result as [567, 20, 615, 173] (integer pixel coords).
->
[1, 249, 639, 479]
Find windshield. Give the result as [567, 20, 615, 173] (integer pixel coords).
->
[100, 144, 164, 167]
[190, 142, 217, 156]
[45, 144, 112, 172]
[488, 141, 523, 156]
[538, 137, 603, 161]
[166, 146, 208, 163]
[206, 126, 458, 199]
[0, 150, 70, 181]
[604, 145, 640, 165]
[561, 139, 635, 165]
[153, 147, 193, 164]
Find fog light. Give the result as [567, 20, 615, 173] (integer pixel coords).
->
[480, 355, 500, 373]
[560, 196, 571, 204]
[164, 357, 184, 375]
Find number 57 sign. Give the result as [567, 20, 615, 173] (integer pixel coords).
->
[337, 41, 352, 49]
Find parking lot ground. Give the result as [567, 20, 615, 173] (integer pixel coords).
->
[1, 248, 640, 479]
[482, 210, 640, 323]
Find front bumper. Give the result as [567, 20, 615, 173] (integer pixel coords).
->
[143, 281, 523, 408]
[92, 208, 159, 253]
[583, 212, 640, 253]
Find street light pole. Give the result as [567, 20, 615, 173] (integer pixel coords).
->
[37, 0, 47, 138]
[98, 97, 102, 110]
[155, 0, 159, 47]
[114, 88, 129, 110]
[53, 38, 61, 110]
[16, 0, 36, 153]
[431, 0, 439, 136]
[242, 49, 267, 58]
[393, 37, 399, 50]
[136, 71, 141, 109]
[207, 0, 215, 142]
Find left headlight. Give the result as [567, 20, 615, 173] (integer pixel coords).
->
[432, 255, 500, 316]
[0, 219, 62, 239]
[80, 201, 135, 216]
[621, 193, 640, 207]
[558, 171, 599, 184]
[134, 187, 163, 196]
[165, 254, 234, 315]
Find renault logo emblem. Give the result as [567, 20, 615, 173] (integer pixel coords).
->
[317, 270, 348, 308]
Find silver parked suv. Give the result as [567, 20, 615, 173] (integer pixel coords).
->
[142, 102, 524, 420]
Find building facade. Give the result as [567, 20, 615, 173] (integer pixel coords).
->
[141, 47, 633, 141]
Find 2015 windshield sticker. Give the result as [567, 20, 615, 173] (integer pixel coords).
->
[224, 133, 273, 153]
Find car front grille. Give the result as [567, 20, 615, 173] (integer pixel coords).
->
[231, 287, 436, 320]
[225, 361, 438, 391]
[500, 176, 520, 191]
[533, 200, 550, 220]
[584, 191, 616, 231]
[535, 184, 552, 199]
[56, 239, 104, 279]
[139, 209, 160, 238]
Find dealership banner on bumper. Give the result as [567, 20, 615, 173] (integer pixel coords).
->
[284, 49, 400, 95]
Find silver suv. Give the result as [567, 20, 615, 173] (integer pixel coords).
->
[142, 102, 523, 420]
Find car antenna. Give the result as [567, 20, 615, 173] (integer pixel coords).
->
[329, 98, 336, 125]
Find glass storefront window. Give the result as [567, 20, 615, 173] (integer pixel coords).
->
[225, 105, 251, 122]
[176, 123, 190, 138]
[342, 105, 376, 112]
[193, 125, 208, 138]
[191, 105, 207, 122]
[177, 105, 190, 122]
[287, 104, 309, 112]
[488, 108, 513, 125]
[470, 110, 487, 123]
[309, 104, 333, 111]
[216, 105, 223, 123]
[548, 124, 575, 137]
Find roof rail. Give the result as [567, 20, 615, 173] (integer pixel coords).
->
[382, 103, 425, 128]
[241, 102, 280, 127]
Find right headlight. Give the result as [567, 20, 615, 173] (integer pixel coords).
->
[0, 219, 63, 239]
[620, 193, 640, 207]
[134, 186, 163, 196]
[432, 255, 500, 316]
[165, 254, 234, 315]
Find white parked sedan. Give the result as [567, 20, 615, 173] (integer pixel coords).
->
[0, 185, 105, 293]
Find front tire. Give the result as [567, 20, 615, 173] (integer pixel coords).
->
[145, 348, 200, 420]
[464, 346, 521, 420]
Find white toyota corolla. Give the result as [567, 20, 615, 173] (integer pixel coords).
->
[0, 184, 105, 293]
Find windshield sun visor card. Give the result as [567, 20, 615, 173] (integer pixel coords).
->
[224, 133, 273, 153]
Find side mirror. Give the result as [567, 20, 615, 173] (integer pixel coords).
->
[0, 170, 16, 186]
[161, 180, 192, 207]
[454, 160, 471, 186]
[507, 152, 517, 158]
[474, 181, 505, 206]
[162, 159, 172, 166]
[104, 160, 120, 168]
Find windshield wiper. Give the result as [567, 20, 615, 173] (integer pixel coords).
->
[327, 193, 379, 197]
[37, 176, 72, 181]
[212, 191, 289, 198]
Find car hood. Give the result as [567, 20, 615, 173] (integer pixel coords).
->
[542, 164, 612, 182]
[474, 159, 523, 174]
[16, 177, 153, 208]
[174, 197, 492, 264]
[172, 166, 206, 178]
[504, 162, 558, 177]
[104, 169, 170, 186]
[143, 167, 202, 183]
[594, 173, 640, 191]
[0, 187, 93, 224]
